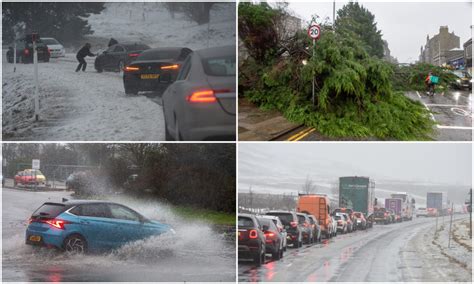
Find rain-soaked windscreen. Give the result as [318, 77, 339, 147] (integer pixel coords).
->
[202, 56, 236, 76]
[268, 213, 292, 225]
[238, 216, 254, 228]
[32, 203, 65, 217]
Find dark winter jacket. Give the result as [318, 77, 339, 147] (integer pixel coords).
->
[76, 45, 95, 59]
[108, 38, 118, 47]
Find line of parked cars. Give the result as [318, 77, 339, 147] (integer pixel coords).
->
[6, 35, 66, 63]
[238, 208, 374, 267]
[373, 207, 401, 224]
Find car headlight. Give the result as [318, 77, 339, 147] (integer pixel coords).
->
[357, 220, 361, 223]
[456, 79, 461, 83]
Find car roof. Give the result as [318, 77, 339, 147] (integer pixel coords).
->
[43, 200, 121, 206]
[238, 213, 254, 218]
[142, 47, 188, 53]
[196, 45, 235, 58]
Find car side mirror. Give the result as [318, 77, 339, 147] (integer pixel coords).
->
[262, 225, 269, 231]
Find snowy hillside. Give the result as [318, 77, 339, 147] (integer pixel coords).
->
[86, 2, 236, 50]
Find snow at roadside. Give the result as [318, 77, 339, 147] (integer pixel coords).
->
[2, 54, 164, 141]
[2, 3, 235, 141]
[86, 2, 235, 50]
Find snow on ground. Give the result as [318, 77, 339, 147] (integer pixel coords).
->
[2, 53, 164, 141]
[433, 216, 472, 271]
[86, 2, 235, 50]
[2, 2, 235, 141]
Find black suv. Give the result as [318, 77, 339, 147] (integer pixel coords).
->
[265, 211, 302, 248]
[7, 35, 50, 64]
[238, 213, 266, 266]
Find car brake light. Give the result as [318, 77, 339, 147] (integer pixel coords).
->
[124, 66, 140, 72]
[265, 232, 275, 238]
[187, 90, 217, 103]
[128, 53, 140, 57]
[161, 64, 179, 70]
[45, 219, 68, 230]
[24, 49, 29, 55]
[48, 48, 51, 54]
[290, 221, 298, 228]
[249, 229, 258, 239]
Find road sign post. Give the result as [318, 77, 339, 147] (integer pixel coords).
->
[32, 33, 40, 121]
[13, 42, 17, 72]
[307, 24, 321, 106]
[448, 202, 454, 248]
[32, 159, 40, 191]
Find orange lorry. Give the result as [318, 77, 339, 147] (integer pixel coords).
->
[297, 194, 334, 239]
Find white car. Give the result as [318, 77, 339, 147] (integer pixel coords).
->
[416, 207, 428, 217]
[42, 37, 66, 57]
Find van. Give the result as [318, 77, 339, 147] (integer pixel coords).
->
[297, 194, 333, 239]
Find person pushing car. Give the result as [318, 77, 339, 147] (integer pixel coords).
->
[75, 43, 96, 72]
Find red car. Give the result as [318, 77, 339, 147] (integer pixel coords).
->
[14, 170, 46, 186]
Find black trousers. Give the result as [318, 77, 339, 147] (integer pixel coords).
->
[76, 56, 87, 72]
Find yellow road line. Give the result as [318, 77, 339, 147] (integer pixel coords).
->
[294, 128, 315, 141]
[287, 127, 315, 141]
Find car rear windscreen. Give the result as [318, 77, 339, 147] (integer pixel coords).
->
[32, 203, 66, 217]
[266, 213, 292, 225]
[297, 215, 306, 223]
[42, 39, 59, 45]
[238, 216, 254, 228]
[138, 49, 181, 61]
[202, 55, 236, 76]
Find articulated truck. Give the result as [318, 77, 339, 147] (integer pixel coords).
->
[427, 192, 448, 217]
[338, 176, 375, 216]
[390, 192, 415, 221]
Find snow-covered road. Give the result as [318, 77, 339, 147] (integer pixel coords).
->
[2, 53, 165, 141]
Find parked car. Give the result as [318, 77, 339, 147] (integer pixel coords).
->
[14, 169, 46, 187]
[7, 35, 50, 63]
[353, 212, 367, 230]
[334, 214, 347, 234]
[265, 211, 302, 248]
[416, 207, 428, 217]
[450, 70, 472, 90]
[238, 213, 266, 266]
[123, 47, 192, 95]
[42, 37, 66, 57]
[334, 208, 355, 223]
[26, 200, 173, 253]
[307, 215, 322, 243]
[297, 194, 334, 239]
[261, 215, 287, 251]
[162, 45, 236, 141]
[95, 43, 151, 73]
[296, 212, 313, 244]
[257, 217, 284, 260]
[374, 208, 391, 224]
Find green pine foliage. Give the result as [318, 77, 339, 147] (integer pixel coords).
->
[241, 24, 435, 140]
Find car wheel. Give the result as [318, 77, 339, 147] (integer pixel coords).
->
[63, 234, 87, 254]
[164, 113, 173, 141]
[124, 84, 138, 95]
[95, 61, 103, 73]
[44, 57, 50, 63]
[272, 247, 281, 260]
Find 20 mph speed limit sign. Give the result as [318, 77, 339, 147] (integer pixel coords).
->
[308, 24, 321, 40]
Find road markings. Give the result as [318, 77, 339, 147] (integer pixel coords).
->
[436, 125, 473, 130]
[426, 104, 472, 108]
[287, 127, 315, 141]
[416, 91, 436, 122]
[416, 91, 422, 99]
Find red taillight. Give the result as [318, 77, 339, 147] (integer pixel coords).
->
[124, 66, 140, 72]
[45, 219, 68, 230]
[128, 53, 140, 57]
[187, 90, 217, 103]
[265, 232, 275, 238]
[48, 48, 51, 54]
[290, 221, 298, 228]
[384, 212, 388, 217]
[249, 229, 258, 239]
[24, 49, 30, 55]
[161, 64, 179, 70]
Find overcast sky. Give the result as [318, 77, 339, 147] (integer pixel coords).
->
[283, 1, 472, 63]
[239, 143, 472, 186]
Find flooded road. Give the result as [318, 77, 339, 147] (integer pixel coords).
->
[2, 187, 235, 282]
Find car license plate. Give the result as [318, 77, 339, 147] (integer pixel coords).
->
[29, 235, 41, 242]
[141, 74, 159, 79]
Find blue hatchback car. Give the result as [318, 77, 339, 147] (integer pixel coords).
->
[26, 200, 173, 253]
